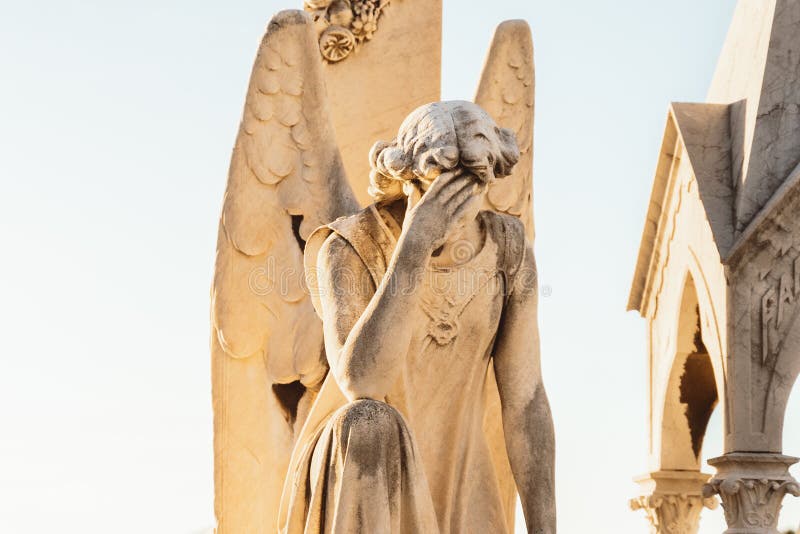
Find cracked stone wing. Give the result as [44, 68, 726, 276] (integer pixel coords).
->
[474, 19, 536, 532]
[210, 11, 358, 532]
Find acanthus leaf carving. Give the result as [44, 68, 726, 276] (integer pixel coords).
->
[703, 476, 800, 531]
[630, 493, 718, 534]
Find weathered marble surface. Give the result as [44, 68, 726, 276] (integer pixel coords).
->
[704, 453, 800, 533]
[630, 1, 800, 532]
[708, 0, 800, 232]
[211, 5, 550, 533]
[277, 101, 554, 534]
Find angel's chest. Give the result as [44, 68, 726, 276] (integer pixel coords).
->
[414, 261, 504, 349]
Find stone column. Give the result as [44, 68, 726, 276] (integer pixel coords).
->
[631, 471, 718, 534]
[703, 453, 800, 534]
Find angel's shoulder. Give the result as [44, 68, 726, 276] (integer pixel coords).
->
[331, 203, 394, 256]
[318, 231, 357, 263]
[326, 207, 371, 243]
[309, 204, 394, 288]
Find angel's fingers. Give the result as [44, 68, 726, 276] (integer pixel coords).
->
[427, 169, 466, 198]
[449, 184, 486, 220]
[432, 175, 473, 203]
[404, 181, 423, 211]
[444, 181, 480, 214]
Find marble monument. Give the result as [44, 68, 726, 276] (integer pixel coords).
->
[211, 3, 551, 533]
[629, 1, 800, 532]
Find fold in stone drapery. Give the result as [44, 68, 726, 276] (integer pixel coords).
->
[281, 399, 440, 534]
[282, 205, 526, 534]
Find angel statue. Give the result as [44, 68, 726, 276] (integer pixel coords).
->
[211, 9, 554, 534]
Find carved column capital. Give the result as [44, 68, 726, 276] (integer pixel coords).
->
[631, 471, 718, 534]
[703, 453, 800, 533]
[630, 493, 718, 534]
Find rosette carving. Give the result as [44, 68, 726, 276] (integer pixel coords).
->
[319, 26, 355, 62]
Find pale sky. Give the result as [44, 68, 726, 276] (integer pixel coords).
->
[1, 1, 798, 533]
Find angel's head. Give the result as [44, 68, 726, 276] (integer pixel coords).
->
[367, 101, 520, 203]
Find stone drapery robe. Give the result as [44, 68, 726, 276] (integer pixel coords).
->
[278, 204, 526, 533]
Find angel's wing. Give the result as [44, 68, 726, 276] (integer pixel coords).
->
[211, 11, 358, 533]
[475, 20, 535, 241]
[473, 20, 535, 532]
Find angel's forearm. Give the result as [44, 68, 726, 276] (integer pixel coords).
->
[333, 237, 427, 400]
[506, 384, 556, 534]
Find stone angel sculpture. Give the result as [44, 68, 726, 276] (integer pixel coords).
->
[211, 9, 552, 534]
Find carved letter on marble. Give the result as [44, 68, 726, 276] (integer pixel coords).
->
[762, 286, 779, 364]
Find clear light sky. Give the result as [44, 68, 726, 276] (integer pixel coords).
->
[1, 1, 798, 533]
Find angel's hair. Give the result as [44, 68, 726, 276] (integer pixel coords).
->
[367, 101, 520, 202]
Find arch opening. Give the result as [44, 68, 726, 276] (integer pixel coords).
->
[679, 326, 717, 459]
[660, 274, 719, 470]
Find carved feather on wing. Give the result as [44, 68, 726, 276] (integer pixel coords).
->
[211, 10, 357, 533]
[475, 20, 535, 240]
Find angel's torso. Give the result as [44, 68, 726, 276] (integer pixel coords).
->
[333, 204, 514, 532]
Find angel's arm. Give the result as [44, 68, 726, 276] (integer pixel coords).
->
[316, 231, 425, 401]
[317, 173, 479, 400]
[492, 241, 556, 534]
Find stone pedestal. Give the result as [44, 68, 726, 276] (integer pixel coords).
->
[703, 453, 800, 533]
[631, 471, 718, 534]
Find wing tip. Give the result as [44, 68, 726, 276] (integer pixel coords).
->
[267, 9, 313, 33]
[496, 19, 531, 32]
[493, 19, 533, 49]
